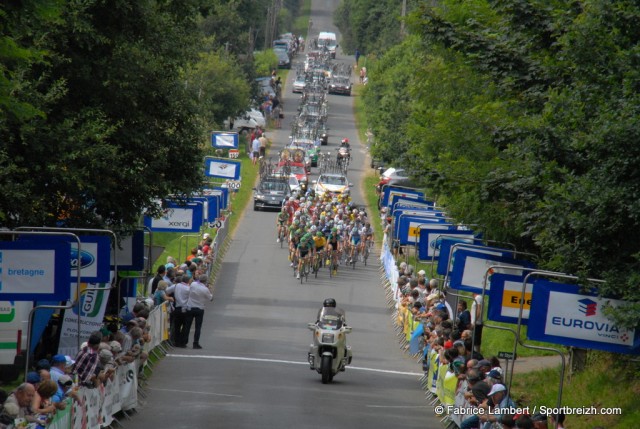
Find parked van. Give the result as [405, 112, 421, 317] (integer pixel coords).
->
[317, 32, 338, 58]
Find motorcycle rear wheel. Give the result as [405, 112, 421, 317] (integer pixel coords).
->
[321, 355, 332, 384]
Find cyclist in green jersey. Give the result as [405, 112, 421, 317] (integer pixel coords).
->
[296, 233, 314, 279]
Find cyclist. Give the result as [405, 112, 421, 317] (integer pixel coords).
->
[348, 221, 362, 263]
[340, 138, 350, 150]
[326, 227, 341, 274]
[312, 231, 327, 270]
[297, 232, 315, 279]
[276, 208, 289, 243]
[362, 221, 374, 249]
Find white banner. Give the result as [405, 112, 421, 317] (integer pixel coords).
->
[58, 285, 110, 357]
[0, 249, 56, 294]
[207, 160, 239, 179]
[149, 208, 196, 231]
[119, 361, 138, 411]
[459, 255, 525, 291]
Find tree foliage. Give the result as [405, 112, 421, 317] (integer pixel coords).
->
[359, 0, 640, 326]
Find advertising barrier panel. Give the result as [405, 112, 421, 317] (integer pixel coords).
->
[143, 203, 204, 233]
[0, 241, 71, 301]
[527, 280, 640, 355]
[417, 229, 476, 261]
[487, 273, 534, 325]
[449, 249, 535, 293]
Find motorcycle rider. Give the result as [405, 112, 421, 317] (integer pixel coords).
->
[340, 138, 350, 149]
[316, 298, 346, 324]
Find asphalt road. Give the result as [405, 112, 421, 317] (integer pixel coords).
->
[126, 1, 442, 428]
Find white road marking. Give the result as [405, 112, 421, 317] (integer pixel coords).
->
[167, 354, 422, 377]
[147, 387, 242, 398]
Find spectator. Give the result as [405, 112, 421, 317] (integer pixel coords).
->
[3, 383, 37, 423]
[549, 412, 565, 429]
[149, 264, 166, 295]
[471, 292, 484, 353]
[71, 332, 101, 387]
[479, 383, 516, 428]
[32, 380, 57, 425]
[515, 414, 535, 429]
[457, 300, 471, 330]
[49, 355, 67, 385]
[185, 274, 213, 349]
[51, 374, 79, 408]
[35, 359, 51, 372]
[154, 280, 174, 306]
[531, 413, 548, 429]
[251, 133, 261, 165]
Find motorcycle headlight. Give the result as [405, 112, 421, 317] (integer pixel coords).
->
[321, 333, 335, 343]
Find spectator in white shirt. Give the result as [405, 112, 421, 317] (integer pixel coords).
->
[185, 274, 213, 349]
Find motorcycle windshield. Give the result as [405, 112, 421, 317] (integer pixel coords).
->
[318, 314, 343, 330]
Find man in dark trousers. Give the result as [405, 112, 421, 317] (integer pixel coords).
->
[184, 274, 213, 349]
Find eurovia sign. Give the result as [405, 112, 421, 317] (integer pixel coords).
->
[527, 280, 640, 355]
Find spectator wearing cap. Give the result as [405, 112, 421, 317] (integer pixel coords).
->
[417, 269, 426, 279]
[51, 374, 78, 408]
[35, 359, 51, 372]
[479, 383, 516, 428]
[474, 359, 492, 375]
[49, 354, 67, 385]
[95, 349, 116, 385]
[26, 371, 41, 386]
[486, 369, 502, 386]
[71, 331, 102, 387]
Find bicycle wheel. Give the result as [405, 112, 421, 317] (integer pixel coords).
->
[300, 260, 305, 284]
[363, 245, 369, 266]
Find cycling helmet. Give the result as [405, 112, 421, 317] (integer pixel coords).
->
[341, 138, 349, 144]
[289, 197, 295, 202]
[332, 227, 338, 233]
[302, 233, 313, 242]
[316, 231, 323, 237]
[310, 225, 317, 232]
[323, 298, 337, 307]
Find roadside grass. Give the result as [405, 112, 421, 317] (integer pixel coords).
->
[510, 352, 640, 429]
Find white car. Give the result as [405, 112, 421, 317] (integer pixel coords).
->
[313, 173, 351, 197]
[223, 108, 266, 133]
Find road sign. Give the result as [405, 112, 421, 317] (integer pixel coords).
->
[228, 149, 239, 159]
[498, 351, 516, 360]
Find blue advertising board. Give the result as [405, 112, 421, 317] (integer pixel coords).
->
[190, 196, 220, 223]
[203, 187, 229, 210]
[436, 239, 508, 276]
[390, 195, 434, 211]
[381, 186, 424, 208]
[18, 235, 111, 283]
[487, 273, 535, 325]
[204, 158, 241, 180]
[395, 215, 453, 246]
[143, 202, 204, 233]
[528, 280, 640, 355]
[211, 132, 240, 149]
[449, 249, 535, 293]
[418, 229, 477, 261]
[0, 241, 71, 300]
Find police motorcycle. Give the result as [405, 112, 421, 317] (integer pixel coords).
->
[307, 299, 353, 384]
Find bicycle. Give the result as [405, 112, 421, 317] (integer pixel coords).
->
[299, 255, 310, 283]
[362, 239, 372, 266]
[278, 226, 287, 248]
[312, 251, 323, 278]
